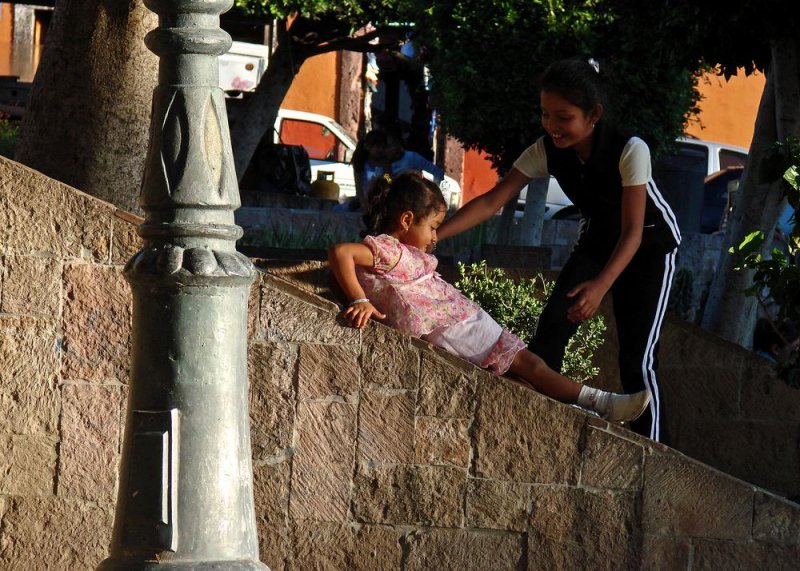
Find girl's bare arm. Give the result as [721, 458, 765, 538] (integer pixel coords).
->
[437, 167, 532, 240]
[327, 243, 387, 328]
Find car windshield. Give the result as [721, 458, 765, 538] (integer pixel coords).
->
[280, 119, 349, 162]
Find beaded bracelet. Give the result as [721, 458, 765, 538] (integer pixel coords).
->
[348, 298, 370, 307]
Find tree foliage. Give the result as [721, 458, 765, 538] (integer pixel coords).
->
[414, 0, 702, 171]
[730, 136, 800, 384]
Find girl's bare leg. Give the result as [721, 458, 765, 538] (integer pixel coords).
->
[507, 349, 581, 402]
[507, 348, 651, 423]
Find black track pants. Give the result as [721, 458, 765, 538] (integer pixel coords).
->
[528, 247, 677, 442]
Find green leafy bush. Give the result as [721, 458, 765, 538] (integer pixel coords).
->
[455, 261, 606, 382]
[0, 117, 19, 159]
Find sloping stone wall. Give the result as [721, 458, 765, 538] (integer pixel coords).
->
[2, 157, 800, 569]
[0, 158, 139, 568]
[259, 258, 800, 502]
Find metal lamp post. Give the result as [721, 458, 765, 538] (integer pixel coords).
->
[99, 0, 267, 568]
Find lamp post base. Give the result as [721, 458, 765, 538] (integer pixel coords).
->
[98, 558, 269, 570]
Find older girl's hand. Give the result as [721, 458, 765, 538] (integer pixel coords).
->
[566, 279, 609, 323]
[343, 301, 386, 329]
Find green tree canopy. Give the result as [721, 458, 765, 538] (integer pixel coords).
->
[415, 0, 702, 172]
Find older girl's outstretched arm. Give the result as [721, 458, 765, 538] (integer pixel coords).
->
[437, 167, 532, 240]
[328, 243, 387, 328]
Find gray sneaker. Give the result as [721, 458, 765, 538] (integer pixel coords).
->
[605, 390, 651, 423]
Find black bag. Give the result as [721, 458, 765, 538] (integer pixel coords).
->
[247, 142, 312, 195]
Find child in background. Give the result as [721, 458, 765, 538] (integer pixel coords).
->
[328, 172, 650, 422]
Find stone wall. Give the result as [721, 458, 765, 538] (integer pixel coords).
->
[2, 157, 800, 569]
[0, 157, 139, 568]
[257, 258, 800, 502]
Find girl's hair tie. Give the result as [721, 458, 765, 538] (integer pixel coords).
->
[383, 173, 392, 184]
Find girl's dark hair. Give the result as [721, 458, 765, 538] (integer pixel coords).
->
[365, 171, 446, 235]
[540, 59, 606, 114]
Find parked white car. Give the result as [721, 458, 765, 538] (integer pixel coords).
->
[516, 137, 750, 228]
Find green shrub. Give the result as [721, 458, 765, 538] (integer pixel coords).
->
[455, 261, 606, 382]
[0, 117, 19, 159]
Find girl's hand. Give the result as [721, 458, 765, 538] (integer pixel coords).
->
[343, 301, 386, 329]
[566, 279, 609, 322]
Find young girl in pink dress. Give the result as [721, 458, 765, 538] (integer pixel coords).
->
[328, 172, 650, 422]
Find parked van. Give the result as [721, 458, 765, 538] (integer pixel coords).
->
[517, 137, 750, 231]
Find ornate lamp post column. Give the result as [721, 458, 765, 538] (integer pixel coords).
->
[99, 1, 267, 569]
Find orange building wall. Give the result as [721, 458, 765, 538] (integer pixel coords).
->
[281, 51, 338, 118]
[0, 3, 14, 77]
[462, 149, 498, 204]
[685, 69, 765, 149]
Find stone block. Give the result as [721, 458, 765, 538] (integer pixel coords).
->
[659, 364, 742, 422]
[528, 486, 640, 569]
[248, 342, 297, 462]
[0, 159, 113, 261]
[660, 319, 745, 368]
[290, 401, 356, 522]
[464, 478, 530, 531]
[642, 453, 753, 540]
[0, 496, 113, 570]
[358, 388, 415, 464]
[111, 211, 142, 264]
[414, 416, 470, 468]
[0, 255, 61, 317]
[294, 400, 356, 467]
[290, 461, 352, 523]
[0, 435, 57, 496]
[253, 461, 290, 569]
[361, 324, 419, 390]
[58, 384, 123, 503]
[260, 282, 359, 345]
[405, 528, 522, 571]
[298, 343, 360, 401]
[692, 538, 800, 570]
[0, 315, 60, 435]
[581, 427, 644, 490]
[260, 259, 328, 296]
[473, 379, 583, 484]
[291, 521, 401, 570]
[740, 361, 800, 422]
[352, 463, 465, 527]
[674, 418, 800, 498]
[640, 535, 690, 570]
[417, 352, 476, 418]
[62, 264, 131, 382]
[753, 491, 800, 545]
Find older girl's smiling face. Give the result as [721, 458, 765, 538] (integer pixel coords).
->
[540, 90, 603, 161]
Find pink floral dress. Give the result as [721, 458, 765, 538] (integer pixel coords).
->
[357, 234, 526, 374]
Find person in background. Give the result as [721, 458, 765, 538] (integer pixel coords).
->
[347, 128, 444, 213]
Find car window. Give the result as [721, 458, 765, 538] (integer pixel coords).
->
[279, 119, 346, 162]
[719, 149, 748, 170]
